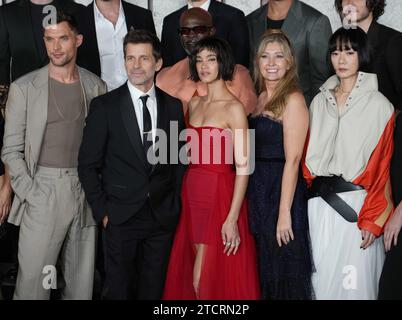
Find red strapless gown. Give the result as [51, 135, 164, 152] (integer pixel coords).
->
[163, 125, 260, 300]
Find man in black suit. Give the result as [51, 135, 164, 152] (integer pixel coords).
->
[77, 0, 156, 91]
[78, 29, 186, 299]
[335, 0, 402, 110]
[76, 1, 156, 293]
[161, 0, 250, 68]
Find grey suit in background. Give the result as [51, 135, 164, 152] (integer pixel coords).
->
[1, 65, 106, 299]
[247, 0, 332, 105]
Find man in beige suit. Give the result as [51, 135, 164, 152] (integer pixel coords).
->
[1, 11, 106, 299]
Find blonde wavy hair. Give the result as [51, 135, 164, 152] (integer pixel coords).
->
[253, 29, 299, 118]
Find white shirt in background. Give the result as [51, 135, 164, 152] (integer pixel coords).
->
[94, 0, 128, 91]
[188, 0, 211, 10]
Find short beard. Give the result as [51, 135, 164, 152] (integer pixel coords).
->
[49, 55, 73, 67]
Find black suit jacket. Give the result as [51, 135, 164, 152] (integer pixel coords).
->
[161, 0, 249, 68]
[0, 0, 83, 84]
[0, 111, 4, 176]
[367, 22, 402, 111]
[78, 84, 186, 230]
[77, 1, 156, 77]
[391, 112, 402, 205]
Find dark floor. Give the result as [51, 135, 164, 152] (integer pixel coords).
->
[0, 263, 14, 300]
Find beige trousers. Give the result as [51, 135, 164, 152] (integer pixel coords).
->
[13, 166, 96, 300]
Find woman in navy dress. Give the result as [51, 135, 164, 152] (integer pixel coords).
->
[247, 30, 313, 300]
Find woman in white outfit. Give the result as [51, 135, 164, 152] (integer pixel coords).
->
[303, 27, 395, 300]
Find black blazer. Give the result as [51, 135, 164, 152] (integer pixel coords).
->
[77, 1, 156, 77]
[78, 84, 186, 230]
[0, 111, 4, 176]
[0, 0, 83, 85]
[161, 0, 249, 68]
[391, 113, 402, 205]
[367, 22, 402, 111]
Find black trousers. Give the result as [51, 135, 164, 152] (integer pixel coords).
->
[102, 202, 174, 300]
[378, 242, 402, 300]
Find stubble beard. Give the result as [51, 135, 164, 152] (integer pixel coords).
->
[49, 54, 74, 68]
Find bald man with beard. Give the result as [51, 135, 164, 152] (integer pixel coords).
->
[156, 8, 256, 118]
[161, 0, 249, 68]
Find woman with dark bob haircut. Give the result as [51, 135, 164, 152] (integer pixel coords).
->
[328, 27, 371, 73]
[303, 27, 395, 299]
[189, 36, 236, 82]
[334, 0, 402, 112]
[163, 36, 260, 299]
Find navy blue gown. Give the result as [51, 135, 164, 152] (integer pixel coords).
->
[247, 114, 314, 300]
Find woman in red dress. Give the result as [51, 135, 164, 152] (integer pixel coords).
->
[163, 37, 260, 300]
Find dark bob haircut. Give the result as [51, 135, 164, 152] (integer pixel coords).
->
[123, 29, 161, 61]
[189, 36, 235, 82]
[329, 27, 371, 72]
[334, 0, 386, 21]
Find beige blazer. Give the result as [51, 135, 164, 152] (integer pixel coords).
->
[1, 65, 107, 227]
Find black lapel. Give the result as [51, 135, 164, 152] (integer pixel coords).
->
[367, 22, 380, 49]
[119, 84, 148, 168]
[208, 0, 218, 16]
[257, 4, 268, 36]
[150, 87, 169, 175]
[121, 1, 133, 28]
[155, 87, 168, 134]
[16, 0, 41, 65]
[122, 0, 135, 30]
[85, 2, 101, 75]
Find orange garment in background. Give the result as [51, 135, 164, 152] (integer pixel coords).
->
[156, 57, 257, 116]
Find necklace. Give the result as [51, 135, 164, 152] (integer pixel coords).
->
[49, 78, 84, 122]
[336, 85, 351, 94]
